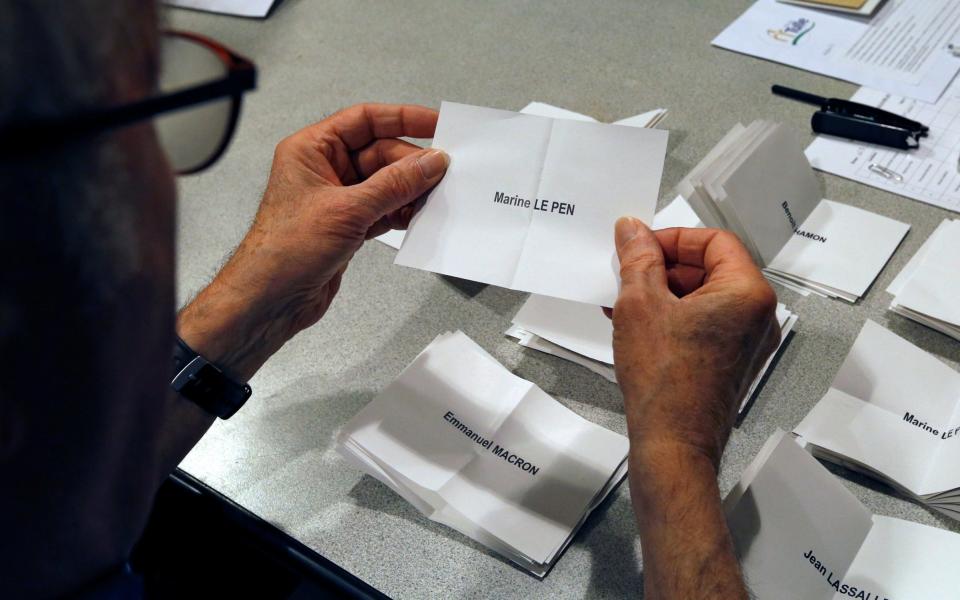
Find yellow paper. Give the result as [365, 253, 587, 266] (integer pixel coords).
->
[800, 0, 867, 7]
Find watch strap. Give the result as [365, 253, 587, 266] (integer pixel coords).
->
[171, 336, 251, 419]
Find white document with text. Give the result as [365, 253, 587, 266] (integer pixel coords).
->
[726, 430, 960, 599]
[375, 102, 667, 251]
[713, 0, 960, 102]
[337, 331, 628, 576]
[394, 101, 668, 306]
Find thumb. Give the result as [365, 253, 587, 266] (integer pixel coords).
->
[615, 217, 669, 293]
[353, 148, 449, 217]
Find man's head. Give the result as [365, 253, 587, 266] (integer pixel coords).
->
[0, 2, 179, 594]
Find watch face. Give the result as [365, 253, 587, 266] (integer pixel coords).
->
[171, 352, 250, 419]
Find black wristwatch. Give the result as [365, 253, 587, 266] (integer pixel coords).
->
[171, 336, 252, 419]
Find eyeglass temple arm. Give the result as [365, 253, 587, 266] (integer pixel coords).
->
[1, 66, 256, 156]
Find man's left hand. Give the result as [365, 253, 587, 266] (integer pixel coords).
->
[177, 103, 448, 380]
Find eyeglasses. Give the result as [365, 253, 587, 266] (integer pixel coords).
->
[0, 31, 256, 175]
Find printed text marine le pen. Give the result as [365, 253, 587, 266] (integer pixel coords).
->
[493, 190, 576, 216]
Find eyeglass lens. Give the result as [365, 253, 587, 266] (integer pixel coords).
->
[155, 36, 233, 174]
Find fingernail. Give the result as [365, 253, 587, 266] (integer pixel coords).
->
[615, 216, 640, 247]
[417, 150, 449, 180]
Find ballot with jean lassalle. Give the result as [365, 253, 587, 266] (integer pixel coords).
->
[394, 101, 669, 307]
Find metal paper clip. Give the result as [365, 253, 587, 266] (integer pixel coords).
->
[868, 163, 903, 182]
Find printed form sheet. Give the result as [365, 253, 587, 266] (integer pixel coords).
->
[712, 0, 960, 102]
[806, 77, 960, 213]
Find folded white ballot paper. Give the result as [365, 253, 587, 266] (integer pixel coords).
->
[504, 195, 798, 416]
[375, 102, 667, 251]
[336, 331, 628, 577]
[887, 219, 960, 342]
[725, 430, 960, 600]
[678, 121, 909, 302]
[795, 320, 960, 520]
[393, 101, 669, 306]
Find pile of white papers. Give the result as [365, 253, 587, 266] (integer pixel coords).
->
[393, 101, 669, 306]
[507, 295, 797, 416]
[505, 196, 798, 416]
[375, 102, 667, 251]
[712, 0, 960, 102]
[336, 331, 628, 577]
[678, 120, 909, 302]
[725, 430, 960, 599]
[518, 102, 668, 129]
[886, 219, 960, 341]
[795, 320, 960, 520]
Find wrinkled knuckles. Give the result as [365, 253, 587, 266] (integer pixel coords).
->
[377, 165, 416, 201]
[743, 281, 779, 318]
[713, 229, 742, 247]
[618, 253, 664, 279]
[613, 289, 654, 317]
[325, 194, 381, 235]
[274, 134, 300, 159]
[713, 229, 756, 257]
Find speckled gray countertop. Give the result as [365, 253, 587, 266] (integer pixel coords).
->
[168, 1, 960, 597]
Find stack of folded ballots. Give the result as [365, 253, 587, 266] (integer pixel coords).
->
[795, 320, 960, 520]
[725, 430, 960, 600]
[677, 120, 909, 302]
[518, 101, 668, 128]
[336, 331, 628, 577]
[506, 196, 798, 416]
[887, 218, 960, 341]
[507, 295, 796, 415]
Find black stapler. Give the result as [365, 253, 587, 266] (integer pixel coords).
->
[772, 85, 929, 150]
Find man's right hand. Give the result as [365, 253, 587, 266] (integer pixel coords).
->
[611, 218, 780, 468]
[610, 217, 779, 600]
